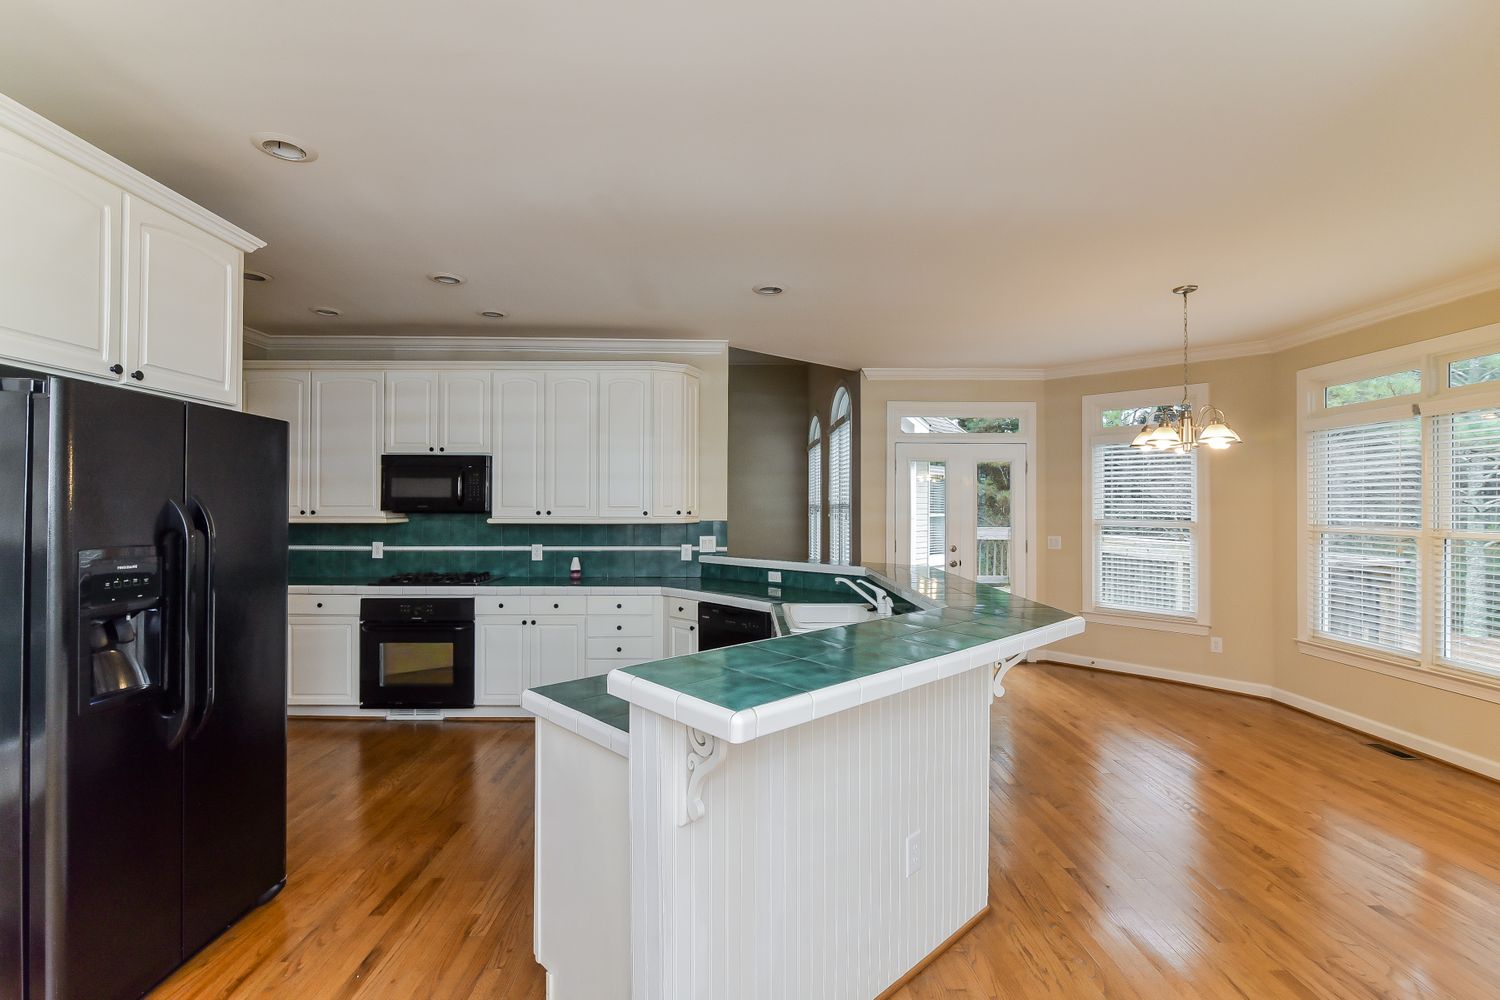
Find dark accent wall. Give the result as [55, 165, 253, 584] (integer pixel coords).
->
[727, 364, 810, 561]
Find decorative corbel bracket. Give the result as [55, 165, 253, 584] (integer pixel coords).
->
[679, 727, 728, 826]
[992, 653, 1026, 699]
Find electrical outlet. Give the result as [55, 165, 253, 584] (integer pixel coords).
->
[905, 831, 923, 877]
[768, 586, 782, 598]
[1047, 535, 1062, 550]
[699, 535, 717, 553]
[371, 541, 384, 559]
[768, 570, 782, 583]
[681, 543, 693, 561]
[531, 543, 544, 562]
[1210, 636, 1223, 653]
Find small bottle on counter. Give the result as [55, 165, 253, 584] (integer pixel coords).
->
[569, 556, 582, 583]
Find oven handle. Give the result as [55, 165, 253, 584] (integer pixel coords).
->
[360, 622, 475, 631]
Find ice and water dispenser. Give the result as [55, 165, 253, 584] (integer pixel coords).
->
[79, 547, 163, 702]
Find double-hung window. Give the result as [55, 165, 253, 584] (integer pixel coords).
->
[828, 387, 853, 565]
[1083, 387, 1209, 630]
[807, 416, 823, 562]
[1300, 325, 1500, 683]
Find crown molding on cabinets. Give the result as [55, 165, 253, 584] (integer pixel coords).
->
[0, 94, 263, 253]
[864, 263, 1500, 383]
[241, 329, 728, 359]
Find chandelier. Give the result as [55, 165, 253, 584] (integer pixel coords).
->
[1130, 285, 1242, 453]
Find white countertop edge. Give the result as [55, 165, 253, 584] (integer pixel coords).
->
[289, 582, 778, 612]
[699, 555, 866, 576]
[522, 690, 627, 759]
[611, 614, 1087, 744]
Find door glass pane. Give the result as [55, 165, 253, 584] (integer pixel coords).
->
[908, 460, 946, 569]
[900, 416, 1020, 434]
[381, 642, 455, 686]
[976, 462, 1012, 588]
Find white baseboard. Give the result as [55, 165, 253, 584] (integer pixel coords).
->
[288, 705, 534, 721]
[1032, 648, 1500, 782]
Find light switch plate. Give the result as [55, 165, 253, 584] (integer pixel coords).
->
[1047, 536, 1062, 550]
[768, 570, 782, 583]
[699, 535, 717, 553]
[531, 543, 544, 561]
[681, 543, 693, 561]
[371, 541, 384, 559]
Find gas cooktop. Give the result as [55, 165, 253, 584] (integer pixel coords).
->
[373, 571, 495, 587]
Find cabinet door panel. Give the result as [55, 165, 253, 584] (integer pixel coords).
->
[441, 372, 492, 452]
[310, 372, 384, 517]
[477, 618, 527, 705]
[385, 371, 438, 452]
[598, 371, 651, 518]
[668, 620, 698, 658]
[545, 373, 597, 517]
[530, 616, 586, 688]
[287, 619, 357, 704]
[651, 371, 686, 517]
[123, 196, 240, 406]
[244, 372, 310, 516]
[0, 128, 121, 378]
[493, 371, 546, 517]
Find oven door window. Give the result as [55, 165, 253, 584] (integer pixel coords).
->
[380, 641, 455, 687]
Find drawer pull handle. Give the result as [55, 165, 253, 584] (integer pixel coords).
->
[616, 646, 623, 653]
[316, 602, 323, 609]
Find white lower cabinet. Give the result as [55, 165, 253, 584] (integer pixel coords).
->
[668, 619, 698, 658]
[477, 613, 586, 704]
[287, 617, 358, 705]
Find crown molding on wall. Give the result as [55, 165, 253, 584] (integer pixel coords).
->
[0, 94, 264, 253]
[863, 263, 1500, 383]
[241, 329, 729, 358]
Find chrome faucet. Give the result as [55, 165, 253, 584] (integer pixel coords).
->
[835, 577, 894, 616]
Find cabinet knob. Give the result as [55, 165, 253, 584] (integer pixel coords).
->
[108, 363, 124, 375]
[497, 602, 505, 608]
[439, 447, 445, 452]
[676, 510, 682, 515]
[546, 510, 552, 516]
[643, 510, 649, 516]
[616, 646, 623, 653]
[616, 603, 623, 609]
[553, 602, 560, 609]
[536, 510, 542, 516]
[316, 602, 323, 609]
[616, 624, 623, 631]
[310, 510, 317, 515]
[689, 625, 695, 632]
[299, 509, 307, 515]
[130, 370, 145, 381]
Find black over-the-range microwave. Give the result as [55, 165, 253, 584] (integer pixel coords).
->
[380, 454, 491, 513]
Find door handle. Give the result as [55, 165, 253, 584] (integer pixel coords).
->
[187, 495, 218, 739]
[156, 500, 195, 750]
[950, 545, 957, 553]
[949, 560, 961, 568]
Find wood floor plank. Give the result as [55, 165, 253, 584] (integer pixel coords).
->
[151, 664, 1500, 998]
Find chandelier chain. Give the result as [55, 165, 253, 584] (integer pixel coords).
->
[1181, 288, 1190, 408]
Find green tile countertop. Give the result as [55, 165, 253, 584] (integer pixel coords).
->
[604, 563, 1084, 745]
[522, 675, 631, 757]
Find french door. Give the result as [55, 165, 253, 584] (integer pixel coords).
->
[894, 442, 1027, 592]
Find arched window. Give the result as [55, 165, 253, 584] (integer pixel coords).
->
[828, 386, 853, 565]
[807, 416, 823, 561]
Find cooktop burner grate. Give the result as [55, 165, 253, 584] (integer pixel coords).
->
[373, 571, 495, 587]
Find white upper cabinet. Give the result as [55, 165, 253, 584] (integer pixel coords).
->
[386, 371, 492, 454]
[0, 126, 122, 380]
[439, 372, 492, 453]
[598, 370, 652, 518]
[0, 96, 260, 405]
[493, 371, 546, 517]
[310, 371, 385, 518]
[545, 372, 598, 518]
[651, 370, 688, 517]
[244, 371, 311, 517]
[122, 195, 241, 405]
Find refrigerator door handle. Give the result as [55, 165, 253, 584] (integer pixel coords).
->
[157, 499, 196, 750]
[187, 495, 218, 739]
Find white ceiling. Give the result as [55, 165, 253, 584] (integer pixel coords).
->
[4, 1, 1499, 369]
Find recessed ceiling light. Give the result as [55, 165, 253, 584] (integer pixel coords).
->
[309, 306, 342, 317]
[244, 270, 272, 282]
[753, 284, 784, 295]
[428, 272, 466, 286]
[479, 310, 506, 319]
[251, 132, 317, 163]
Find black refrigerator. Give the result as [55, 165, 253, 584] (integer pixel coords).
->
[0, 371, 289, 1000]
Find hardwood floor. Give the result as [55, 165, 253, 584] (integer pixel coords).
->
[152, 664, 1500, 999]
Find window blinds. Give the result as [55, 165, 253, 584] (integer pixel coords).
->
[1306, 418, 1422, 656]
[1091, 444, 1198, 617]
[1434, 409, 1500, 675]
[829, 421, 851, 564]
[807, 440, 823, 562]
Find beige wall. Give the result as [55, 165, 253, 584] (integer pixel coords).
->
[728, 364, 810, 560]
[859, 289, 1500, 771]
[246, 340, 732, 521]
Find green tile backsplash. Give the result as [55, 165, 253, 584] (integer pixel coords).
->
[288, 516, 729, 581]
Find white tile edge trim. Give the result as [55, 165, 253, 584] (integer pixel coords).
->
[699, 555, 866, 575]
[1033, 649, 1500, 782]
[522, 689, 626, 759]
[289, 544, 696, 553]
[618, 615, 1086, 744]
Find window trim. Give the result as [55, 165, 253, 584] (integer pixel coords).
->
[1081, 385, 1212, 631]
[807, 416, 823, 562]
[1297, 321, 1500, 688]
[828, 386, 854, 566]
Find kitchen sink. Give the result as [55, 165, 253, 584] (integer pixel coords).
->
[782, 603, 879, 633]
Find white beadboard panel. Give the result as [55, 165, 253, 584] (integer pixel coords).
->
[629, 666, 989, 999]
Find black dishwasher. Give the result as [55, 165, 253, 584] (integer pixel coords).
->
[697, 602, 775, 650]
